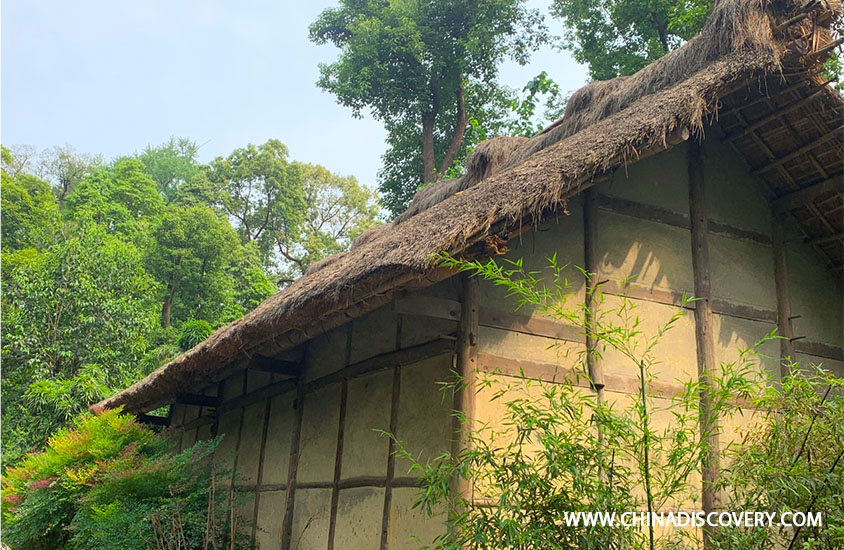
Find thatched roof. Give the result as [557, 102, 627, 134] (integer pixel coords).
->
[98, 0, 843, 415]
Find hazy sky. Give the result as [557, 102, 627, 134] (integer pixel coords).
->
[1, 0, 588, 187]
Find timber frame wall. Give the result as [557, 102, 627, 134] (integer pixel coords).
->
[165, 132, 842, 550]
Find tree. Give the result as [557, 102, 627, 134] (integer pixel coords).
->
[138, 137, 201, 203]
[65, 158, 164, 246]
[1, 147, 60, 251]
[551, 0, 713, 80]
[146, 205, 244, 329]
[206, 139, 305, 267]
[37, 145, 101, 207]
[275, 163, 379, 279]
[310, 0, 547, 215]
[1, 225, 160, 462]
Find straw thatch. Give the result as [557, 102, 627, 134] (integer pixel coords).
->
[97, 0, 843, 414]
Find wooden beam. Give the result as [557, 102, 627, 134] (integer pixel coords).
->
[307, 338, 454, 394]
[248, 355, 300, 377]
[687, 139, 721, 548]
[174, 392, 218, 408]
[479, 307, 584, 343]
[250, 390, 274, 544]
[393, 294, 460, 321]
[280, 349, 308, 550]
[804, 233, 843, 246]
[583, 187, 605, 393]
[751, 123, 844, 175]
[137, 414, 169, 427]
[596, 194, 771, 245]
[452, 274, 479, 502]
[724, 88, 826, 142]
[771, 213, 796, 369]
[773, 176, 843, 213]
[327, 323, 352, 550]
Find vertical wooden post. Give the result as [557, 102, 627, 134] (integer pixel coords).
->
[380, 316, 403, 549]
[452, 274, 479, 501]
[251, 396, 273, 543]
[583, 187, 605, 398]
[280, 351, 308, 550]
[687, 139, 721, 548]
[771, 212, 795, 375]
[327, 324, 353, 550]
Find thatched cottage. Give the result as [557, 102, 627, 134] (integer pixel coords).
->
[97, 1, 843, 548]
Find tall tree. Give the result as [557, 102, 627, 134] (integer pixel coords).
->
[275, 163, 379, 279]
[65, 158, 164, 247]
[206, 139, 305, 267]
[310, 0, 546, 216]
[145, 205, 241, 329]
[138, 137, 201, 203]
[1, 147, 60, 251]
[551, 0, 713, 80]
[37, 145, 101, 208]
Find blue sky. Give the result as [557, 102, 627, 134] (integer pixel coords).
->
[1, 0, 588, 188]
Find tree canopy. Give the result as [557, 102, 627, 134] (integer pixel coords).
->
[310, 0, 547, 216]
[0, 139, 377, 463]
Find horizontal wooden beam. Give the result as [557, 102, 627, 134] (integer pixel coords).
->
[174, 392, 218, 408]
[394, 295, 584, 344]
[248, 355, 300, 377]
[600, 279, 778, 323]
[479, 307, 585, 344]
[773, 176, 842, 213]
[794, 340, 844, 361]
[478, 353, 756, 408]
[393, 294, 461, 321]
[805, 233, 843, 246]
[232, 476, 419, 494]
[751, 123, 844, 175]
[137, 414, 169, 427]
[306, 338, 454, 394]
[597, 194, 771, 245]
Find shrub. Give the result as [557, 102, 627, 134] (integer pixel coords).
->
[1, 409, 251, 550]
[178, 320, 214, 352]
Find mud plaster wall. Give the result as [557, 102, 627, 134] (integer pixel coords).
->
[475, 136, 842, 512]
[177, 279, 457, 549]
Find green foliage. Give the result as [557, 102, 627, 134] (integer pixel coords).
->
[178, 320, 214, 351]
[310, 0, 547, 216]
[392, 254, 829, 549]
[66, 158, 164, 246]
[145, 204, 242, 328]
[206, 139, 306, 268]
[505, 71, 567, 137]
[551, 0, 713, 80]
[275, 162, 379, 278]
[1, 148, 60, 250]
[713, 365, 844, 550]
[2, 225, 160, 464]
[137, 137, 200, 203]
[2, 409, 251, 550]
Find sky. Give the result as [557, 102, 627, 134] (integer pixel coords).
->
[1, 0, 589, 188]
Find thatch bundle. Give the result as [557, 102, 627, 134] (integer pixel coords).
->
[97, 0, 843, 414]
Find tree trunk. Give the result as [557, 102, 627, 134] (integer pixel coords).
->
[161, 291, 173, 329]
[421, 77, 441, 183]
[438, 74, 467, 176]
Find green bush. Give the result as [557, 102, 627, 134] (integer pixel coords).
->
[1, 409, 251, 550]
[178, 320, 213, 352]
